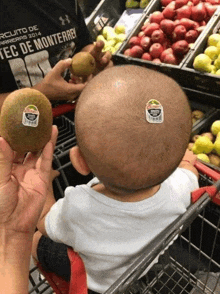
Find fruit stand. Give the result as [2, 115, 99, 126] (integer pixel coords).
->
[29, 0, 220, 293]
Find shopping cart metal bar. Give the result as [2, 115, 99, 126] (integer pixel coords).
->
[104, 161, 220, 294]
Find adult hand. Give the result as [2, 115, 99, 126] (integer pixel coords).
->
[34, 59, 87, 101]
[89, 40, 113, 73]
[0, 125, 58, 236]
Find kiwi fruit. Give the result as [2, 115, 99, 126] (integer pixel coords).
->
[0, 88, 53, 153]
[71, 52, 96, 77]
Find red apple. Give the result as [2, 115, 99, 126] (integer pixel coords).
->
[179, 18, 198, 30]
[141, 52, 152, 61]
[149, 11, 165, 24]
[160, 0, 173, 7]
[172, 40, 189, 56]
[191, 3, 207, 22]
[124, 49, 131, 56]
[185, 30, 199, 43]
[162, 37, 172, 49]
[160, 48, 173, 62]
[144, 23, 160, 36]
[196, 25, 206, 35]
[199, 20, 206, 26]
[173, 19, 181, 27]
[149, 43, 164, 59]
[138, 31, 145, 38]
[176, 5, 192, 19]
[152, 58, 162, 63]
[129, 36, 140, 47]
[140, 36, 151, 51]
[175, 0, 189, 9]
[130, 45, 144, 58]
[206, 0, 220, 4]
[162, 1, 176, 19]
[151, 29, 165, 44]
[141, 24, 148, 31]
[191, 0, 200, 5]
[163, 53, 178, 64]
[160, 19, 175, 35]
[172, 25, 187, 42]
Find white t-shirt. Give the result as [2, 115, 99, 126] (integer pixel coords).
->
[45, 167, 199, 293]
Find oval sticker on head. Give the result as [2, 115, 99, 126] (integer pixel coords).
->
[22, 105, 39, 127]
[146, 99, 164, 124]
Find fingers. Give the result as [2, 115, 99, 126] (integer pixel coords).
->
[66, 82, 87, 99]
[89, 41, 105, 62]
[100, 50, 112, 66]
[50, 169, 60, 181]
[0, 138, 14, 184]
[51, 58, 72, 77]
[37, 126, 58, 183]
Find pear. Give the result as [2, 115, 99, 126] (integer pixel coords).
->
[197, 154, 210, 163]
[192, 110, 205, 121]
[211, 120, 220, 135]
[201, 132, 215, 142]
[192, 136, 214, 154]
[209, 154, 220, 167]
[213, 132, 220, 155]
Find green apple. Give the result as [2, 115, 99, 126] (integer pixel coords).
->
[210, 65, 217, 74]
[193, 54, 212, 73]
[214, 56, 220, 70]
[114, 42, 123, 52]
[215, 69, 220, 75]
[208, 34, 220, 47]
[102, 26, 117, 41]
[204, 46, 219, 61]
[115, 33, 126, 43]
[126, 0, 140, 8]
[114, 25, 126, 34]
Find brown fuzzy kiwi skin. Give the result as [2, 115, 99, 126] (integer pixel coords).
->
[0, 88, 53, 153]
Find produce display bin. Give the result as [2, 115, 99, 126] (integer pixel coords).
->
[86, 0, 145, 41]
[113, 0, 219, 84]
[190, 99, 217, 130]
[191, 108, 220, 138]
[182, 12, 220, 96]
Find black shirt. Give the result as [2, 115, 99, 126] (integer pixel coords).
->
[0, 0, 93, 93]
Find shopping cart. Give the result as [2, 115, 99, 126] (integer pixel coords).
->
[28, 116, 220, 294]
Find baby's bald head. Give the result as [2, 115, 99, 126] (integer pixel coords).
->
[75, 65, 192, 194]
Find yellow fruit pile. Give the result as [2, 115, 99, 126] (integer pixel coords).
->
[96, 25, 127, 54]
[193, 34, 220, 74]
[125, 0, 149, 9]
[189, 120, 220, 166]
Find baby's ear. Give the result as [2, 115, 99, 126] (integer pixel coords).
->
[69, 146, 91, 175]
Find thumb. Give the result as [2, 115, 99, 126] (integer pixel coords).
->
[52, 58, 72, 76]
[0, 138, 13, 185]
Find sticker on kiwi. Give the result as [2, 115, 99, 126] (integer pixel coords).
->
[146, 99, 164, 124]
[22, 105, 39, 127]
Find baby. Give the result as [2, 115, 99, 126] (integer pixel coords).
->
[32, 65, 199, 294]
